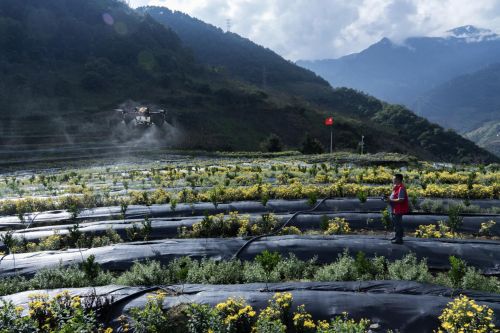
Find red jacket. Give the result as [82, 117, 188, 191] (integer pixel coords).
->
[391, 183, 409, 215]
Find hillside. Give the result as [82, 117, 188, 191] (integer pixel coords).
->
[0, 1, 496, 163]
[137, 7, 498, 163]
[0, 0, 195, 147]
[413, 63, 500, 155]
[137, 6, 336, 101]
[414, 63, 500, 132]
[297, 26, 500, 107]
[0, 0, 334, 153]
[464, 121, 500, 156]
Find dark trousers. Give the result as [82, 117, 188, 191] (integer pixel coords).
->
[392, 214, 404, 240]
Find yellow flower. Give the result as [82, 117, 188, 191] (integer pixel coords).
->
[317, 320, 330, 329]
[303, 319, 316, 328]
[441, 322, 453, 330]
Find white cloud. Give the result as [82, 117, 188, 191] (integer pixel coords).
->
[128, 0, 500, 60]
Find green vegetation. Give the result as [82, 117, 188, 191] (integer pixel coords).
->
[6, 227, 123, 254]
[0, 158, 498, 218]
[0, 291, 113, 333]
[1, 252, 499, 297]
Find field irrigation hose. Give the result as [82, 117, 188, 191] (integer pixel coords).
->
[232, 197, 329, 259]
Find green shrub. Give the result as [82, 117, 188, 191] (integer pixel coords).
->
[356, 190, 367, 203]
[300, 134, 324, 155]
[317, 313, 371, 333]
[242, 261, 269, 283]
[166, 257, 197, 283]
[307, 191, 318, 207]
[461, 267, 500, 293]
[117, 260, 168, 286]
[380, 208, 392, 231]
[354, 252, 376, 276]
[0, 276, 30, 297]
[448, 256, 467, 288]
[126, 219, 152, 242]
[186, 303, 224, 333]
[314, 251, 385, 281]
[256, 250, 282, 289]
[320, 215, 330, 231]
[314, 251, 357, 281]
[387, 253, 432, 283]
[28, 265, 113, 290]
[261, 134, 284, 153]
[269, 254, 317, 282]
[89, 227, 123, 248]
[447, 204, 464, 232]
[126, 290, 170, 333]
[186, 259, 244, 284]
[420, 199, 445, 213]
[254, 317, 287, 333]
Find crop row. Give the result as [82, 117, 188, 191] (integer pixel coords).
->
[1, 181, 498, 217]
[2, 209, 498, 256]
[1, 160, 497, 200]
[2, 285, 498, 332]
[1, 252, 500, 297]
[2, 234, 499, 277]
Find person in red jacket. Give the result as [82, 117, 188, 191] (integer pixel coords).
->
[384, 173, 409, 244]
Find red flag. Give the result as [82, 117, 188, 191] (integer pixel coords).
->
[324, 117, 334, 126]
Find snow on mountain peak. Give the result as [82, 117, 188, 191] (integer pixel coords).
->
[445, 25, 498, 41]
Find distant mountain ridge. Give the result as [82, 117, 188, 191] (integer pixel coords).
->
[415, 62, 500, 132]
[0, 1, 496, 163]
[297, 25, 500, 156]
[414, 62, 500, 155]
[297, 25, 500, 105]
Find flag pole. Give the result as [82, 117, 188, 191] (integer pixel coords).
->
[325, 116, 334, 154]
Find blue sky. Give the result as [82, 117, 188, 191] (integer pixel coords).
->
[128, 0, 500, 60]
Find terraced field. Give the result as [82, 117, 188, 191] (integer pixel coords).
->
[0, 153, 499, 332]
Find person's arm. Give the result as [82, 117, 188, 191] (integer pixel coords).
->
[389, 188, 406, 203]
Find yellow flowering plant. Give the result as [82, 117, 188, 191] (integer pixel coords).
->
[479, 220, 497, 236]
[258, 292, 293, 325]
[215, 297, 256, 333]
[0, 299, 37, 331]
[5, 291, 114, 333]
[293, 304, 316, 333]
[324, 217, 351, 235]
[414, 222, 457, 239]
[436, 295, 499, 333]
